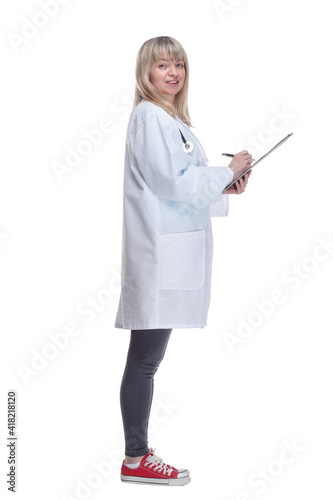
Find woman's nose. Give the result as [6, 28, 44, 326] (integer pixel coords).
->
[168, 65, 178, 76]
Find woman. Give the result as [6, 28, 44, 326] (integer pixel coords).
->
[115, 36, 252, 486]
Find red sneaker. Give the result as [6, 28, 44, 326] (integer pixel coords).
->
[120, 447, 191, 486]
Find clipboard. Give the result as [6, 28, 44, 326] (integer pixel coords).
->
[222, 133, 293, 193]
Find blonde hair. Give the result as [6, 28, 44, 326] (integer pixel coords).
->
[133, 36, 193, 127]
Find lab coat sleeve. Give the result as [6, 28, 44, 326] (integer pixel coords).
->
[210, 193, 230, 217]
[132, 108, 234, 208]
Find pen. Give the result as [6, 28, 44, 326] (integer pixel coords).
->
[222, 153, 256, 161]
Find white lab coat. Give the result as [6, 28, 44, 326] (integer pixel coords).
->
[114, 100, 234, 330]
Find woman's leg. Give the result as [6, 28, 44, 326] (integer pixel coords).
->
[120, 328, 172, 461]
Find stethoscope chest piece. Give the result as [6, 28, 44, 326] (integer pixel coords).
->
[179, 129, 194, 154]
[183, 141, 194, 153]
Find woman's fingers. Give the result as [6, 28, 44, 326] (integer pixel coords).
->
[236, 178, 244, 193]
[237, 173, 249, 193]
[225, 169, 252, 194]
[242, 170, 252, 184]
[240, 150, 252, 162]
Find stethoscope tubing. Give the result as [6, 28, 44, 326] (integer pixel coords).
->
[179, 129, 194, 153]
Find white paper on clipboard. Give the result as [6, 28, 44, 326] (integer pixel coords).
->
[222, 133, 293, 193]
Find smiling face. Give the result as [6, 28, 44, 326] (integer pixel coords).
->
[149, 52, 186, 104]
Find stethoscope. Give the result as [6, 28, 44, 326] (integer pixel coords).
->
[179, 129, 194, 153]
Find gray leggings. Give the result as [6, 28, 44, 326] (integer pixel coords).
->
[120, 328, 172, 457]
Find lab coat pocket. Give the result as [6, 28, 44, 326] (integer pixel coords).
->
[159, 230, 205, 290]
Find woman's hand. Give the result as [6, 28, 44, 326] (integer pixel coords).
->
[228, 150, 253, 179]
[224, 170, 252, 194]
[224, 150, 253, 195]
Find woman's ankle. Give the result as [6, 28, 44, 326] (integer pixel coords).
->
[124, 455, 144, 464]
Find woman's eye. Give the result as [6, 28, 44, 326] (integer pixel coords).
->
[159, 64, 166, 68]
[177, 64, 184, 68]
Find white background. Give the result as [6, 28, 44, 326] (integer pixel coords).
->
[1, 0, 332, 499]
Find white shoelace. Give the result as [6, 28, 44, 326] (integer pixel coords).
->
[144, 449, 174, 477]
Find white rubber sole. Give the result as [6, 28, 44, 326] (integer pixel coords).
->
[120, 473, 191, 486]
